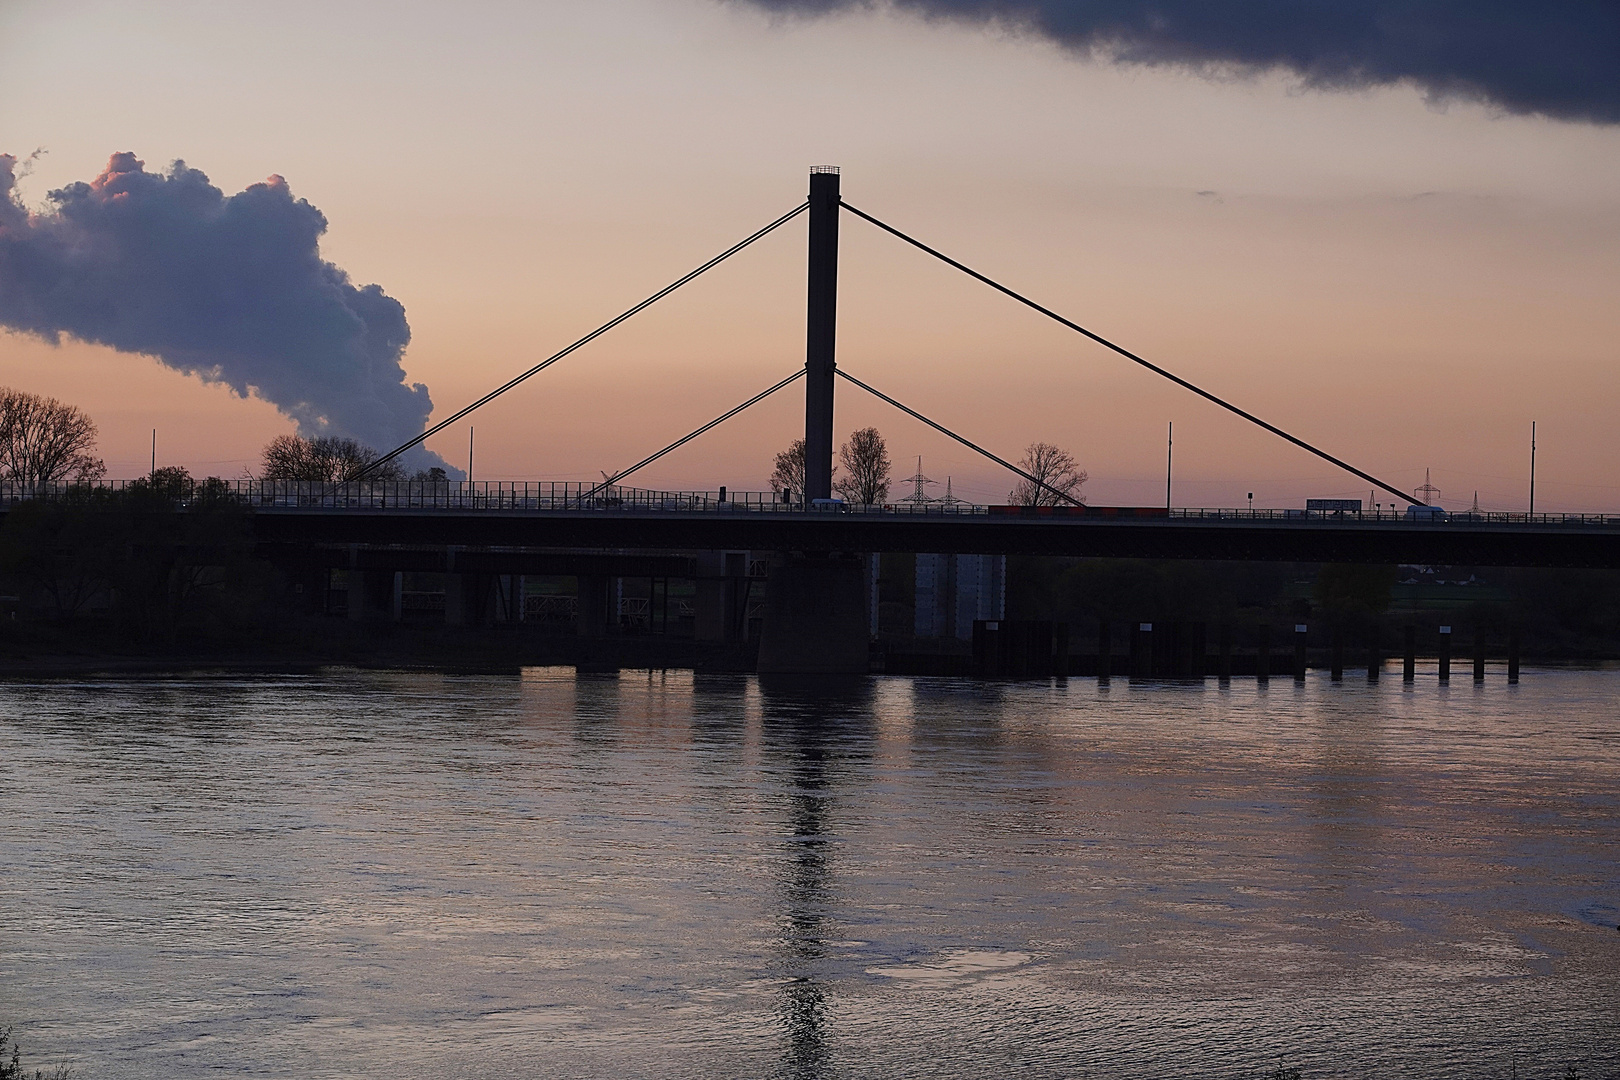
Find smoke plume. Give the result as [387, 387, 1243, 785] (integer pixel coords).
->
[742, 1, 1620, 124]
[0, 152, 454, 474]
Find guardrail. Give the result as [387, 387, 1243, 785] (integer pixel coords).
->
[0, 479, 992, 514]
[1, 481, 1618, 527]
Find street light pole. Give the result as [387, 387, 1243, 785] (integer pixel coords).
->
[1529, 420, 1536, 516]
[1165, 421, 1172, 512]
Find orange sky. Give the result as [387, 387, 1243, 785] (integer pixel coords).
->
[2, 0, 1617, 509]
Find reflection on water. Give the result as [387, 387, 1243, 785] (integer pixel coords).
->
[759, 680, 875, 1080]
[0, 669, 1617, 1079]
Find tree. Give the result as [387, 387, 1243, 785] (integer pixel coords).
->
[834, 427, 891, 505]
[0, 387, 106, 483]
[1009, 442, 1086, 506]
[258, 434, 403, 482]
[770, 439, 808, 497]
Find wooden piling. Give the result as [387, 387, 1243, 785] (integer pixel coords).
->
[1403, 624, 1416, 682]
[1473, 629, 1486, 683]
[1218, 623, 1232, 681]
[1330, 627, 1344, 682]
[1508, 631, 1520, 684]
[1438, 625, 1452, 682]
[1131, 623, 1151, 679]
[1257, 624, 1271, 682]
[1293, 624, 1308, 682]
[1097, 620, 1111, 681]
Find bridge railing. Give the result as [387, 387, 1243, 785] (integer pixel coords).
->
[0, 479, 996, 513]
[3, 481, 1619, 526]
[1168, 508, 1620, 526]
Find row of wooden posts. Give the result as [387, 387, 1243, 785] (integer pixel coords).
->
[1107, 621, 1520, 683]
[969, 620, 1522, 682]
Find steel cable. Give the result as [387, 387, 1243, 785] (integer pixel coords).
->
[835, 368, 1084, 506]
[580, 368, 806, 503]
[840, 200, 1421, 507]
[354, 201, 811, 479]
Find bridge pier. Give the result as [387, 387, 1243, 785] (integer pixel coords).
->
[756, 554, 868, 675]
[444, 573, 518, 626]
[347, 570, 401, 622]
[577, 574, 612, 638]
[444, 573, 475, 626]
[694, 552, 751, 643]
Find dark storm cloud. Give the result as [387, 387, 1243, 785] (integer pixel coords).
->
[0, 152, 453, 473]
[741, 1, 1620, 124]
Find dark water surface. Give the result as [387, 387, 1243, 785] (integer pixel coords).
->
[1, 669, 1617, 1078]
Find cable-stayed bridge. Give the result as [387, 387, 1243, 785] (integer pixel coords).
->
[6, 169, 1616, 671]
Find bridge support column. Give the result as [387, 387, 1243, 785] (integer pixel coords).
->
[495, 575, 524, 623]
[577, 575, 611, 638]
[348, 571, 399, 622]
[1130, 623, 1151, 679]
[756, 554, 868, 675]
[445, 574, 473, 626]
[694, 552, 749, 642]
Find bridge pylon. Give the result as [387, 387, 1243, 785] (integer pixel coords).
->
[804, 166, 840, 502]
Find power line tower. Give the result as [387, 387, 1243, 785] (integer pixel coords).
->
[899, 456, 936, 506]
[940, 476, 965, 508]
[1415, 468, 1441, 506]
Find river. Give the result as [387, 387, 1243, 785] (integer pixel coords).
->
[2, 669, 1617, 1078]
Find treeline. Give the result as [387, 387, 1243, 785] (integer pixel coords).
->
[0, 468, 287, 647]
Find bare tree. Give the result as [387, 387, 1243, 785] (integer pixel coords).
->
[834, 427, 891, 505]
[770, 438, 808, 498]
[1009, 442, 1087, 506]
[258, 434, 404, 482]
[0, 387, 106, 483]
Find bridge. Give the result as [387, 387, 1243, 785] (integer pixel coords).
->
[226, 483, 1620, 568]
[7, 169, 1616, 671]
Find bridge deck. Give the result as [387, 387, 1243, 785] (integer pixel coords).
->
[7, 483, 1619, 567]
[247, 505, 1620, 568]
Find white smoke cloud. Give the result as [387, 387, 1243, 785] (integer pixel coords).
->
[0, 152, 455, 475]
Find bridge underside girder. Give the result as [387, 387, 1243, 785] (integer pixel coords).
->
[258, 543, 696, 579]
[250, 513, 1620, 570]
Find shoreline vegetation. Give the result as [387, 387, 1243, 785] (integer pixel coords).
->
[1, 1027, 71, 1080]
